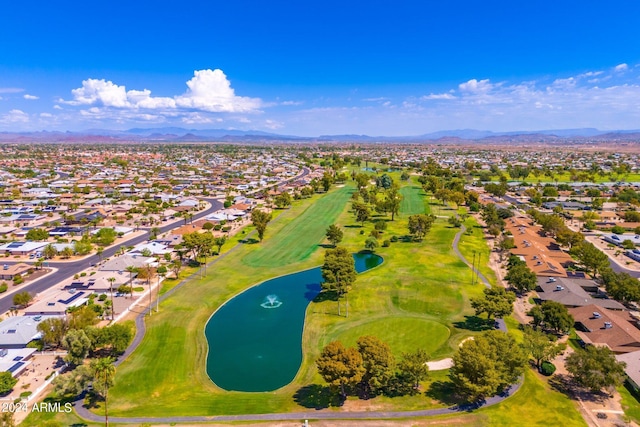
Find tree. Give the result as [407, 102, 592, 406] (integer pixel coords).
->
[251, 209, 272, 242]
[364, 237, 379, 252]
[565, 346, 626, 392]
[73, 234, 93, 255]
[12, 291, 32, 307]
[375, 173, 393, 189]
[505, 263, 537, 294]
[522, 327, 564, 369]
[321, 171, 334, 192]
[43, 243, 57, 259]
[384, 185, 402, 221]
[316, 341, 364, 399]
[450, 330, 527, 401]
[93, 227, 117, 246]
[325, 224, 343, 247]
[352, 201, 370, 227]
[170, 259, 182, 278]
[274, 192, 292, 208]
[570, 242, 610, 279]
[408, 214, 436, 241]
[62, 329, 92, 366]
[107, 276, 116, 320]
[37, 317, 68, 348]
[357, 336, 395, 396]
[26, 228, 49, 241]
[555, 228, 584, 250]
[470, 287, 515, 320]
[53, 364, 92, 397]
[539, 301, 574, 334]
[91, 357, 116, 427]
[61, 246, 74, 259]
[601, 269, 640, 304]
[68, 304, 98, 329]
[321, 247, 357, 317]
[0, 372, 17, 395]
[398, 349, 430, 389]
[214, 236, 227, 254]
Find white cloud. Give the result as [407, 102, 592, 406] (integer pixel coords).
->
[458, 79, 493, 93]
[421, 93, 456, 100]
[175, 69, 261, 113]
[0, 109, 29, 123]
[23, 94, 39, 100]
[63, 69, 261, 122]
[39, 113, 53, 118]
[615, 63, 629, 71]
[264, 119, 283, 130]
[53, 105, 63, 110]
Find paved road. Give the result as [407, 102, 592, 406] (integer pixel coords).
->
[0, 166, 311, 314]
[72, 204, 525, 424]
[452, 223, 491, 288]
[0, 197, 224, 314]
[74, 378, 523, 424]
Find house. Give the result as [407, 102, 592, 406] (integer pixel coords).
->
[129, 242, 171, 256]
[0, 263, 33, 280]
[99, 254, 155, 272]
[604, 234, 640, 247]
[0, 241, 48, 256]
[616, 350, 640, 392]
[536, 277, 624, 310]
[570, 304, 640, 354]
[25, 289, 90, 316]
[0, 348, 37, 377]
[0, 316, 45, 349]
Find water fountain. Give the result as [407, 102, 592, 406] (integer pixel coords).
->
[260, 294, 283, 308]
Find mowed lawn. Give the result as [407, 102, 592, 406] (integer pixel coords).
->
[399, 184, 429, 216]
[243, 185, 354, 268]
[31, 177, 587, 425]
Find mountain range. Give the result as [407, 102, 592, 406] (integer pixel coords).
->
[1, 127, 640, 143]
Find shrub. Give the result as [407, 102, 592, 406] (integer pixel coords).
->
[222, 226, 232, 232]
[80, 272, 87, 277]
[98, 294, 107, 301]
[360, 230, 365, 235]
[611, 225, 625, 235]
[390, 235, 398, 242]
[12, 275, 22, 285]
[540, 361, 556, 376]
[133, 287, 144, 292]
[374, 220, 387, 232]
[382, 240, 391, 247]
[0, 284, 7, 293]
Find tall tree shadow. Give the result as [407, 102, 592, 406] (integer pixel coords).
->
[453, 315, 495, 331]
[293, 384, 343, 409]
[426, 380, 461, 406]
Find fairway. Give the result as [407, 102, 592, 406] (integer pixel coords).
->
[330, 317, 450, 358]
[400, 184, 429, 215]
[242, 185, 354, 267]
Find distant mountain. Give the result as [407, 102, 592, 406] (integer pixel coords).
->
[1, 127, 640, 143]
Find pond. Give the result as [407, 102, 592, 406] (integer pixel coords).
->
[205, 252, 383, 392]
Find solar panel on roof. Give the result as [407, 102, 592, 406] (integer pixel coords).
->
[12, 356, 22, 361]
[7, 242, 23, 248]
[8, 362, 24, 373]
[6, 330, 16, 334]
[58, 291, 85, 305]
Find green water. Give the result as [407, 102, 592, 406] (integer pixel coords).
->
[205, 253, 383, 392]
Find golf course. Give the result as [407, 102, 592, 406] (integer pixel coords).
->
[22, 172, 587, 426]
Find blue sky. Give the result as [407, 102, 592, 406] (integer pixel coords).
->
[2, 1, 640, 136]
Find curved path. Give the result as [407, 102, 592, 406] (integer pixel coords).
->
[73, 205, 524, 424]
[452, 224, 491, 288]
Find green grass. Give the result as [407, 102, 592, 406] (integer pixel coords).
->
[331, 317, 450, 358]
[479, 369, 587, 426]
[619, 382, 640, 424]
[456, 215, 498, 287]
[399, 185, 429, 216]
[33, 178, 564, 425]
[242, 185, 354, 267]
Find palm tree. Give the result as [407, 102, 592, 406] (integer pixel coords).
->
[107, 277, 116, 321]
[96, 247, 104, 263]
[125, 266, 136, 299]
[91, 357, 115, 427]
